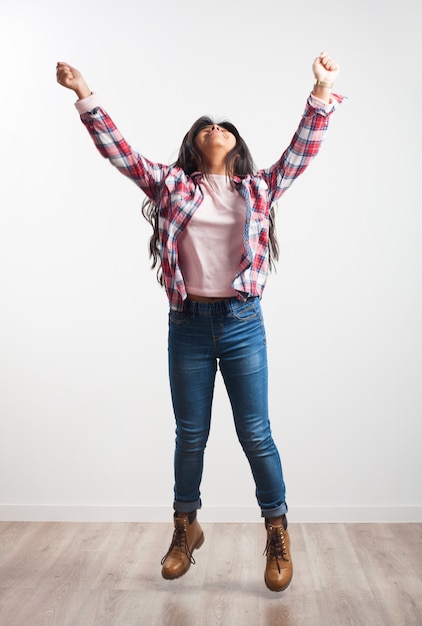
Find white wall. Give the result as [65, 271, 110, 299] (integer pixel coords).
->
[1, 0, 421, 523]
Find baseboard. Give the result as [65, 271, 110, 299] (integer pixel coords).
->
[0, 505, 421, 523]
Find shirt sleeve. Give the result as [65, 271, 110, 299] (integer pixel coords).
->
[74, 92, 102, 115]
[309, 94, 336, 112]
[260, 93, 344, 204]
[74, 94, 169, 202]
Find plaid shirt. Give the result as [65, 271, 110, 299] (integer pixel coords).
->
[77, 93, 343, 310]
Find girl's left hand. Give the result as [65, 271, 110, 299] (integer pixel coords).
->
[312, 52, 340, 84]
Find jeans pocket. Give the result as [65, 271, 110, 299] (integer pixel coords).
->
[169, 310, 190, 325]
[229, 298, 260, 321]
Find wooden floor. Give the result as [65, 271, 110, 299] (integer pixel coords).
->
[0, 522, 421, 626]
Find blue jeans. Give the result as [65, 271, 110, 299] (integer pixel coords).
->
[168, 296, 287, 519]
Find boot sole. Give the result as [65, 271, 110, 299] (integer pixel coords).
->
[161, 532, 205, 580]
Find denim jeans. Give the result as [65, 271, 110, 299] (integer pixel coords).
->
[168, 296, 287, 519]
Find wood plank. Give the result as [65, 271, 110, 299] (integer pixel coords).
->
[0, 522, 421, 625]
[347, 523, 422, 625]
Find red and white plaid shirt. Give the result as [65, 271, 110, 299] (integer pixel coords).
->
[76, 93, 343, 310]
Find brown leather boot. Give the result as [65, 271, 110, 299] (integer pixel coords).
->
[161, 511, 204, 580]
[264, 519, 293, 592]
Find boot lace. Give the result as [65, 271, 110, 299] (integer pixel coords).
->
[264, 526, 290, 573]
[161, 519, 196, 565]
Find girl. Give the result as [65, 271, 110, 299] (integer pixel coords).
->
[56, 53, 342, 592]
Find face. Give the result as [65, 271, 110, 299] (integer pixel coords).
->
[194, 123, 237, 159]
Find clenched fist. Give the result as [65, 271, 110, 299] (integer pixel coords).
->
[56, 62, 91, 100]
[312, 52, 340, 84]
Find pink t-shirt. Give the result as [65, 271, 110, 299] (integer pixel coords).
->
[178, 174, 246, 297]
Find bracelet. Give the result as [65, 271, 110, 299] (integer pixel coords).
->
[314, 79, 333, 89]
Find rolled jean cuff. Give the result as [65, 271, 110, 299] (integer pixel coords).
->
[173, 498, 202, 513]
[261, 501, 288, 519]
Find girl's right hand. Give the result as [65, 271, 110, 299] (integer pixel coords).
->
[56, 62, 92, 100]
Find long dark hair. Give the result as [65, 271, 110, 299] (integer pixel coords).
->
[142, 116, 279, 284]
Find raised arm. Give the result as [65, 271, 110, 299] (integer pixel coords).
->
[56, 62, 168, 201]
[261, 52, 343, 203]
